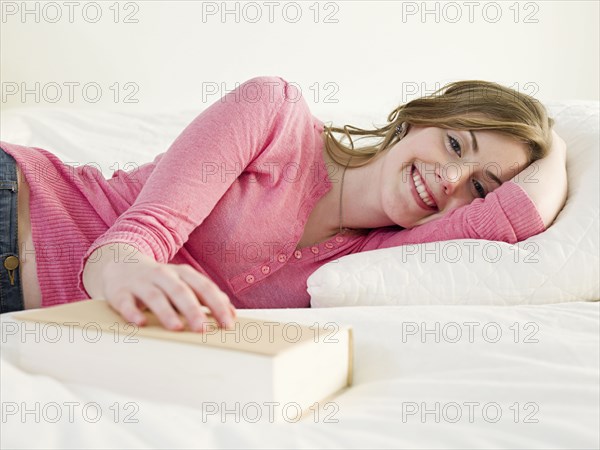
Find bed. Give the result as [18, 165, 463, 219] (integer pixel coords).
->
[1, 100, 598, 449]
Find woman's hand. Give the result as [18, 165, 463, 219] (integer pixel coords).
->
[83, 243, 236, 332]
[510, 129, 568, 228]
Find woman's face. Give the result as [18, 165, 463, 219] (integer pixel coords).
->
[379, 125, 530, 228]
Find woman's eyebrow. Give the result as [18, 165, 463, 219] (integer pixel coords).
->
[469, 130, 502, 186]
[469, 130, 479, 152]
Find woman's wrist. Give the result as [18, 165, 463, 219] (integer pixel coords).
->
[82, 242, 150, 299]
[510, 133, 568, 229]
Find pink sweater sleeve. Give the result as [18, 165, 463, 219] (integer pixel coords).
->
[358, 181, 546, 251]
[76, 76, 292, 297]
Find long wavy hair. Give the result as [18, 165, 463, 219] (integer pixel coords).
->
[322, 80, 555, 169]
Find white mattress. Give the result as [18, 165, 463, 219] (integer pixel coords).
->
[1, 106, 598, 449]
[1, 302, 598, 449]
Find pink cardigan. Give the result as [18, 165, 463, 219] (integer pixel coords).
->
[1, 76, 546, 309]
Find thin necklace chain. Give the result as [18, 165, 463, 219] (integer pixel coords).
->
[338, 123, 404, 236]
[339, 156, 353, 235]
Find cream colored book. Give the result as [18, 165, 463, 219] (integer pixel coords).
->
[13, 299, 353, 423]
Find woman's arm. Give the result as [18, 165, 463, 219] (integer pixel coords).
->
[78, 76, 296, 330]
[80, 76, 290, 269]
[509, 129, 568, 229]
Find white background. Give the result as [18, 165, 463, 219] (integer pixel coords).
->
[1, 0, 598, 120]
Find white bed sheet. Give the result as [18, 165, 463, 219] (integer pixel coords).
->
[1, 301, 598, 449]
[1, 105, 598, 449]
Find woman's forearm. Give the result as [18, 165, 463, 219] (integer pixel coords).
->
[510, 130, 568, 229]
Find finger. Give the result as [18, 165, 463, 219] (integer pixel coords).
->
[131, 284, 184, 331]
[135, 298, 149, 311]
[151, 269, 210, 332]
[175, 265, 234, 328]
[109, 291, 147, 326]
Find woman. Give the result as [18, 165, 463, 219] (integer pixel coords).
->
[0, 76, 567, 332]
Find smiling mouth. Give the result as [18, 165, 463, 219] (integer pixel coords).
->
[410, 164, 438, 211]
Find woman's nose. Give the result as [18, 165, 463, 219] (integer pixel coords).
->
[436, 163, 467, 196]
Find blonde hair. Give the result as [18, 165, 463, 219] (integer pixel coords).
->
[323, 80, 555, 169]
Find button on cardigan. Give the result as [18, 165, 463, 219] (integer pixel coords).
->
[0, 76, 546, 309]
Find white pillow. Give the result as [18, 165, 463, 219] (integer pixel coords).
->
[308, 101, 600, 306]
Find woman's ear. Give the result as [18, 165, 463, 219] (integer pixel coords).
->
[395, 122, 409, 139]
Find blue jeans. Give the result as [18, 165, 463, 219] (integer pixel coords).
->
[0, 147, 25, 313]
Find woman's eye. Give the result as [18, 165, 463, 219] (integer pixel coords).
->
[447, 134, 462, 157]
[446, 133, 484, 198]
[473, 179, 486, 198]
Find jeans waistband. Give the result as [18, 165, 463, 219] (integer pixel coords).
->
[0, 146, 25, 313]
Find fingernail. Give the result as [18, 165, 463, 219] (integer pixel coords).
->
[131, 314, 144, 326]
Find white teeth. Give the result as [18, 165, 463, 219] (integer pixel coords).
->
[412, 170, 435, 208]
